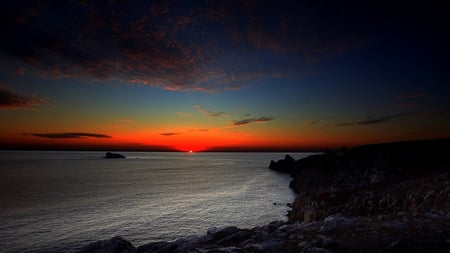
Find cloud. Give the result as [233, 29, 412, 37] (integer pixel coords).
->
[0, 87, 46, 110]
[25, 132, 111, 139]
[176, 112, 192, 118]
[12, 68, 25, 76]
[1, 1, 244, 93]
[194, 105, 225, 117]
[395, 93, 425, 100]
[160, 132, 178, 136]
[336, 113, 413, 127]
[231, 116, 274, 126]
[118, 118, 134, 124]
[304, 119, 328, 129]
[188, 128, 209, 132]
[304, 120, 318, 126]
[1, 1, 381, 93]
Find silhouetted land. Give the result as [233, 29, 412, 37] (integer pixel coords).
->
[79, 138, 450, 252]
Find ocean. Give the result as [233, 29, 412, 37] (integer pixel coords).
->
[0, 151, 310, 252]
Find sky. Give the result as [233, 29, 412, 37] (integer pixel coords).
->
[1, 0, 449, 152]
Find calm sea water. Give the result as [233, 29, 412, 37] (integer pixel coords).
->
[0, 151, 310, 252]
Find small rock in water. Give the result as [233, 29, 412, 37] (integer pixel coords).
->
[104, 152, 126, 158]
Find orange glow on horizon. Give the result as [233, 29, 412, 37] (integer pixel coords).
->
[1, 131, 360, 151]
[2, 124, 434, 152]
[173, 144, 207, 152]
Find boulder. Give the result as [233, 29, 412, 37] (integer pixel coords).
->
[77, 236, 135, 253]
[135, 241, 177, 253]
[207, 226, 240, 240]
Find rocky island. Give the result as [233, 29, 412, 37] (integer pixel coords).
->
[104, 152, 126, 159]
[79, 138, 450, 253]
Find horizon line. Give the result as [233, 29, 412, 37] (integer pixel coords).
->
[0, 147, 325, 153]
[2, 137, 448, 153]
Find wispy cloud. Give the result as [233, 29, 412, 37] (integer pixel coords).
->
[176, 112, 192, 118]
[118, 118, 134, 124]
[304, 120, 318, 126]
[160, 132, 179, 136]
[304, 119, 328, 129]
[395, 93, 425, 100]
[188, 128, 209, 132]
[336, 113, 413, 127]
[25, 132, 111, 139]
[12, 68, 25, 76]
[0, 87, 46, 110]
[194, 105, 225, 117]
[231, 116, 275, 126]
[110, 118, 134, 129]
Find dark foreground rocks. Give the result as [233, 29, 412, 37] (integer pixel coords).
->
[78, 211, 450, 253]
[80, 138, 450, 253]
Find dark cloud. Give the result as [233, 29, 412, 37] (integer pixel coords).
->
[160, 132, 178, 136]
[336, 113, 413, 127]
[232, 116, 274, 126]
[25, 132, 111, 139]
[5, 1, 439, 92]
[194, 105, 225, 117]
[1, 1, 258, 92]
[0, 87, 46, 110]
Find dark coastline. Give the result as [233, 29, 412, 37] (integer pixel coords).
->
[78, 138, 450, 253]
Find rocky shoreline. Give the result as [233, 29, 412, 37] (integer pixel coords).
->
[78, 138, 450, 253]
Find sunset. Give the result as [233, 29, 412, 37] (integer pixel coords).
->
[1, 1, 449, 152]
[1, 1, 450, 252]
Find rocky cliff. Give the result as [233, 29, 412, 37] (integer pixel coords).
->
[78, 138, 450, 252]
[277, 138, 450, 222]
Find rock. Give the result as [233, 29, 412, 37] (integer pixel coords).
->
[319, 214, 358, 233]
[386, 241, 412, 252]
[136, 241, 178, 253]
[383, 221, 407, 230]
[250, 239, 285, 252]
[317, 235, 334, 248]
[77, 236, 135, 253]
[207, 226, 240, 240]
[217, 230, 253, 245]
[269, 154, 297, 174]
[301, 246, 332, 253]
[104, 152, 126, 158]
